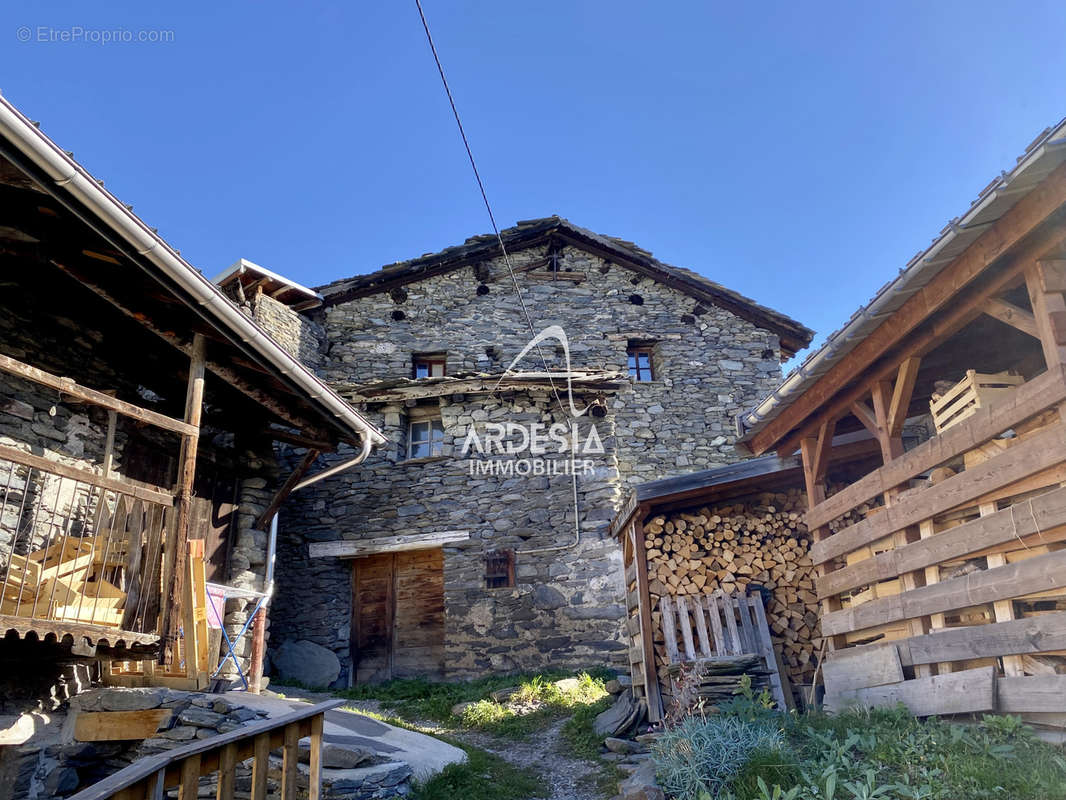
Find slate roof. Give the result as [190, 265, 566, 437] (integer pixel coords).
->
[317, 217, 814, 356]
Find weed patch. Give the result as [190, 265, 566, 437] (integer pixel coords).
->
[410, 742, 545, 800]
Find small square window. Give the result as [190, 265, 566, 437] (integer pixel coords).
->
[408, 416, 444, 459]
[485, 550, 515, 589]
[413, 353, 447, 379]
[627, 345, 655, 382]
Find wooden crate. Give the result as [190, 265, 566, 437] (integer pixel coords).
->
[1, 538, 94, 600]
[930, 370, 1025, 434]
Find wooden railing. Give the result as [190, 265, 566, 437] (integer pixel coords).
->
[66, 699, 343, 800]
[809, 365, 1066, 722]
[0, 446, 175, 637]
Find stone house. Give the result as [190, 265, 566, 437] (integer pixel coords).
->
[252, 217, 813, 685]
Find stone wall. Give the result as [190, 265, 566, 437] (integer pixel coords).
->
[250, 293, 325, 370]
[272, 388, 628, 682]
[270, 243, 787, 681]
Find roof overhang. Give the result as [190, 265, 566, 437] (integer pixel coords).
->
[737, 117, 1066, 455]
[0, 95, 385, 447]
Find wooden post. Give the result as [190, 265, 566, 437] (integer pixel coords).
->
[871, 377, 929, 674]
[162, 334, 206, 665]
[800, 418, 842, 651]
[248, 606, 267, 694]
[1025, 260, 1066, 369]
[632, 512, 663, 721]
[308, 713, 324, 800]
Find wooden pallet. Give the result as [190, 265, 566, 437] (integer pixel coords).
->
[660, 590, 793, 710]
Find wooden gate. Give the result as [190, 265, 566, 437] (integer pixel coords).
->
[351, 548, 445, 683]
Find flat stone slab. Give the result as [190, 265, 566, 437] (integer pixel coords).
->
[223, 691, 466, 781]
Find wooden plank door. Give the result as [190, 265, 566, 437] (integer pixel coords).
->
[351, 548, 444, 683]
[392, 548, 445, 679]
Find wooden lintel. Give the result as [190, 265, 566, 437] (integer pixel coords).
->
[982, 297, 1039, 339]
[309, 531, 470, 558]
[888, 356, 921, 437]
[255, 449, 321, 531]
[746, 161, 1066, 456]
[0, 352, 196, 437]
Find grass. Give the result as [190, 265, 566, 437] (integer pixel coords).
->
[304, 668, 623, 799]
[411, 741, 545, 800]
[711, 704, 1066, 800]
[329, 667, 614, 739]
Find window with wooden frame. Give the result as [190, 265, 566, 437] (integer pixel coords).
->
[485, 550, 515, 589]
[407, 406, 445, 459]
[627, 342, 655, 382]
[413, 353, 447, 379]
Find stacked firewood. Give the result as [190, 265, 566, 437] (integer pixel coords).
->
[644, 489, 821, 687]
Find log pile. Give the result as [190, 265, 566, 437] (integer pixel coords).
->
[644, 489, 820, 687]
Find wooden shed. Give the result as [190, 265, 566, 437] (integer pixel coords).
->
[611, 434, 881, 721]
[735, 117, 1066, 735]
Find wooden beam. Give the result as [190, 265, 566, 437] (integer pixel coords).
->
[0, 353, 196, 437]
[0, 444, 173, 505]
[1026, 260, 1066, 367]
[821, 547, 1066, 637]
[805, 364, 1066, 530]
[888, 357, 921, 437]
[1037, 258, 1066, 292]
[825, 666, 996, 717]
[870, 380, 903, 461]
[982, 297, 1040, 339]
[749, 167, 1066, 457]
[50, 260, 323, 431]
[998, 675, 1066, 713]
[850, 400, 878, 438]
[309, 530, 471, 558]
[817, 483, 1066, 598]
[254, 449, 321, 531]
[632, 512, 663, 721]
[161, 335, 206, 665]
[74, 710, 172, 742]
[811, 421, 1066, 565]
[268, 428, 337, 452]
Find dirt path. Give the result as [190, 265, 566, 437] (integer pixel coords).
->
[275, 689, 609, 800]
[456, 716, 606, 800]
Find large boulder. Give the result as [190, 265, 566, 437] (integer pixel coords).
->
[272, 640, 341, 688]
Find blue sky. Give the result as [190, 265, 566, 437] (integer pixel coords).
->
[5, 2, 1066, 360]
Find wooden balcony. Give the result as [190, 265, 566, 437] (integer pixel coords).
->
[0, 445, 173, 655]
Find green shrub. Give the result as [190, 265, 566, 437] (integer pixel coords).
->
[652, 714, 784, 800]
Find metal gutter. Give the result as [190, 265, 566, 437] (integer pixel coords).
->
[0, 95, 386, 446]
[737, 119, 1066, 448]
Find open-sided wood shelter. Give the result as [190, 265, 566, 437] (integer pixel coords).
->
[0, 95, 384, 690]
[735, 117, 1066, 732]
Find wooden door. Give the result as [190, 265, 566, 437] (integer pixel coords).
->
[351, 548, 444, 683]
